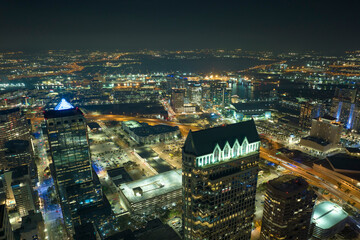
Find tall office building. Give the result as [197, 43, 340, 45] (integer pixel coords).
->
[299, 116, 342, 153]
[330, 87, 360, 130]
[309, 116, 342, 145]
[299, 101, 324, 129]
[0, 165, 35, 215]
[171, 88, 186, 113]
[260, 175, 316, 240]
[11, 171, 36, 217]
[182, 120, 260, 240]
[4, 140, 33, 169]
[201, 85, 211, 103]
[188, 83, 202, 104]
[44, 99, 102, 230]
[0, 107, 31, 169]
[209, 81, 230, 106]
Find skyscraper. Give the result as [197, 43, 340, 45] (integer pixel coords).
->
[188, 83, 202, 104]
[171, 88, 185, 113]
[182, 120, 260, 240]
[0, 107, 31, 169]
[44, 99, 102, 230]
[4, 140, 33, 169]
[299, 101, 324, 129]
[260, 175, 316, 240]
[44, 99, 92, 187]
[209, 81, 230, 106]
[12, 177, 36, 217]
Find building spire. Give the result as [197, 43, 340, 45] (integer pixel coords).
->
[54, 98, 74, 111]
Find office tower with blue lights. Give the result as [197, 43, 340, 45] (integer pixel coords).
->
[299, 101, 325, 129]
[182, 120, 260, 240]
[330, 88, 360, 130]
[260, 175, 316, 240]
[44, 99, 102, 231]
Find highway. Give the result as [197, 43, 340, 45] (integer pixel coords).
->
[85, 114, 202, 136]
[260, 147, 360, 210]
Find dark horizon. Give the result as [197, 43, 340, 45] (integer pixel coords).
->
[1, 0, 360, 53]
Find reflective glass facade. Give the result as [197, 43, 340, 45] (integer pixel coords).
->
[45, 111, 92, 188]
[182, 121, 260, 240]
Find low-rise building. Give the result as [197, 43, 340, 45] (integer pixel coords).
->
[310, 201, 348, 239]
[122, 121, 180, 145]
[107, 167, 133, 187]
[119, 169, 182, 214]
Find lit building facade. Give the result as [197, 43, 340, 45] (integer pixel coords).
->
[12, 178, 36, 217]
[330, 88, 360, 130]
[44, 99, 102, 231]
[0, 107, 31, 170]
[4, 140, 33, 169]
[188, 83, 202, 104]
[260, 175, 316, 240]
[44, 99, 93, 188]
[299, 116, 342, 153]
[171, 88, 186, 113]
[209, 81, 231, 106]
[182, 120, 260, 240]
[299, 101, 325, 129]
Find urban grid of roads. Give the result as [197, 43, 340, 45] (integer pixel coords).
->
[1, 49, 360, 240]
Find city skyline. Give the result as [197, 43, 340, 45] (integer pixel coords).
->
[1, 1, 360, 239]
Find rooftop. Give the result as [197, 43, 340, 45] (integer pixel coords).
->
[123, 120, 143, 129]
[183, 120, 260, 156]
[44, 107, 83, 119]
[119, 169, 182, 203]
[319, 115, 337, 122]
[123, 121, 179, 137]
[268, 175, 308, 193]
[132, 124, 179, 137]
[87, 122, 101, 129]
[312, 201, 348, 230]
[107, 167, 133, 187]
[327, 153, 360, 172]
[134, 218, 181, 240]
[301, 136, 330, 146]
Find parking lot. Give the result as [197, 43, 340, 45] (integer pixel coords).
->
[90, 132, 127, 170]
[135, 146, 174, 173]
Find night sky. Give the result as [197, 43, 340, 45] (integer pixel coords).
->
[1, 0, 359, 52]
